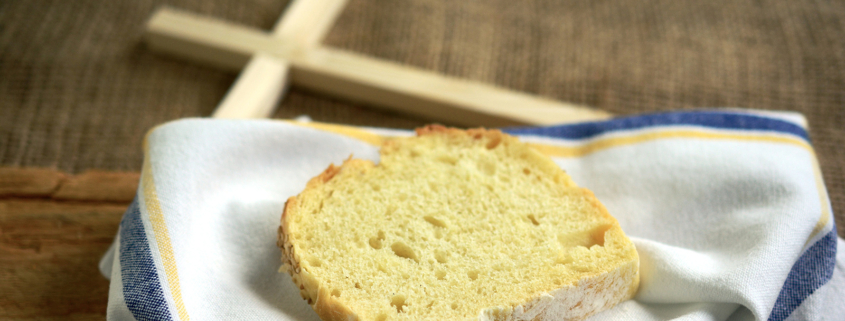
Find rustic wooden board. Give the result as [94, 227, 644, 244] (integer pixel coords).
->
[0, 167, 137, 319]
[0, 167, 138, 203]
[0, 199, 128, 320]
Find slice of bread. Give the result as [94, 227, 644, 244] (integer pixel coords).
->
[278, 125, 639, 321]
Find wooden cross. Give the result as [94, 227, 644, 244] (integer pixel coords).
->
[145, 0, 612, 127]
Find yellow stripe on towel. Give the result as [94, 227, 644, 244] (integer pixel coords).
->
[807, 152, 832, 246]
[142, 137, 191, 321]
[290, 121, 813, 156]
[526, 130, 813, 157]
[287, 121, 385, 146]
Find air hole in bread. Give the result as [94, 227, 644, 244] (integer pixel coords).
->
[391, 295, 407, 313]
[450, 302, 459, 310]
[527, 214, 540, 226]
[354, 282, 362, 289]
[590, 224, 612, 247]
[468, 270, 479, 281]
[435, 269, 446, 280]
[436, 154, 458, 165]
[369, 231, 386, 249]
[557, 224, 613, 248]
[308, 257, 322, 268]
[424, 216, 448, 228]
[434, 250, 449, 263]
[523, 168, 531, 175]
[375, 313, 387, 321]
[331, 289, 341, 297]
[369, 237, 382, 249]
[391, 242, 418, 262]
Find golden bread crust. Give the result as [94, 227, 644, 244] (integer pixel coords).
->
[279, 159, 367, 321]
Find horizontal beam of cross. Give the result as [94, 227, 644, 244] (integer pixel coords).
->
[147, 8, 611, 126]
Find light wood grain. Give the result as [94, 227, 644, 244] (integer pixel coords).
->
[208, 0, 348, 119]
[146, 7, 279, 71]
[146, 8, 612, 126]
[291, 48, 613, 126]
[213, 54, 291, 119]
[272, 0, 349, 46]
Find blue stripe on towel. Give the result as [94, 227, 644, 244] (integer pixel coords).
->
[768, 228, 838, 321]
[119, 199, 174, 321]
[504, 111, 809, 141]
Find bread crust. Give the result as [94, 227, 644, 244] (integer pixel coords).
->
[279, 161, 362, 321]
[278, 126, 639, 321]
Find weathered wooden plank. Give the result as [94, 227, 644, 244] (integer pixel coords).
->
[0, 168, 66, 198]
[0, 199, 128, 319]
[0, 168, 138, 203]
[52, 170, 139, 203]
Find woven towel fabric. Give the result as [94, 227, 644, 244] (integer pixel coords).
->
[1, 0, 843, 236]
[99, 110, 843, 320]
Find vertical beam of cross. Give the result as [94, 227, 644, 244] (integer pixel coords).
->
[211, 0, 348, 118]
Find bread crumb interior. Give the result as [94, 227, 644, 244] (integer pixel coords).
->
[287, 130, 629, 320]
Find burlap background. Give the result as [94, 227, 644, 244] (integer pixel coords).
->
[1, 0, 843, 233]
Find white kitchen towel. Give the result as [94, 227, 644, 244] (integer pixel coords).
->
[99, 110, 843, 321]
